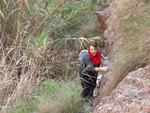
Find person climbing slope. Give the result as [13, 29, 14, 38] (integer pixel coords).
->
[79, 40, 108, 98]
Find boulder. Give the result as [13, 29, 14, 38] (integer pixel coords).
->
[93, 65, 150, 113]
[79, 105, 92, 113]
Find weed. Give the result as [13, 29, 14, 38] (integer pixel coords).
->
[10, 80, 82, 113]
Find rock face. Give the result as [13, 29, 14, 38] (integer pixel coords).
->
[93, 65, 150, 113]
[94, 9, 119, 57]
[94, 10, 110, 33]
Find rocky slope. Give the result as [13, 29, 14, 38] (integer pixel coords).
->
[93, 65, 150, 113]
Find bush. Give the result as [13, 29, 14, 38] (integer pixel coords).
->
[10, 80, 82, 113]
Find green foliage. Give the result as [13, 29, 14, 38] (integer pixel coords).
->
[45, 0, 94, 39]
[27, 30, 49, 57]
[88, 36, 104, 47]
[98, 0, 107, 5]
[9, 99, 36, 113]
[10, 80, 82, 113]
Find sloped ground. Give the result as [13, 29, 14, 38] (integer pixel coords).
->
[94, 65, 150, 113]
[92, 0, 150, 112]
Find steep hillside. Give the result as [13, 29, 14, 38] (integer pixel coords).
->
[93, 0, 150, 112]
[1, 0, 150, 112]
[94, 65, 150, 113]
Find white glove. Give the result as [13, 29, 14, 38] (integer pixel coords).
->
[96, 74, 102, 88]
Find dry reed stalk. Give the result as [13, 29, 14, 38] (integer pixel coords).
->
[0, 37, 86, 112]
[0, 0, 92, 112]
[0, 49, 41, 110]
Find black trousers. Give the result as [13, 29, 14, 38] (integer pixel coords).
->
[80, 73, 96, 98]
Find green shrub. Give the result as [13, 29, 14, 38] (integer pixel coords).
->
[10, 80, 82, 113]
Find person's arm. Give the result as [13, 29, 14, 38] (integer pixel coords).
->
[83, 54, 108, 72]
[99, 48, 109, 60]
[101, 53, 109, 60]
[82, 55, 96, 72]
[95, 66, 108, 72]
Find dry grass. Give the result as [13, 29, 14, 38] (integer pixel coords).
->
[107, 0, 145, 35]
[9, 80, 82, 113]
[0, 37, 88, 112]
[0, 0, 95, 112]
[99, 0, 150, 99]
[110, 0, 150, 80]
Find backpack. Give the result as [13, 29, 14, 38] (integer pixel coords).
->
[79, 50, 88, 65]
[79, 50, 88, 74]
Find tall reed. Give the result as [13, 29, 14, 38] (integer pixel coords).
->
[0, 0, 94, 111]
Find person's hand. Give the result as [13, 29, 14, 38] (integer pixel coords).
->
[99, 67, 108, 72]
[104, 57, 109, 60]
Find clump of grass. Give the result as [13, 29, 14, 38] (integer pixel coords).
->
[111, 0, 150, 76]
[107, 0, 144, 35]
[9, 80, 82, 113]
[103, 0, 150, 95]
[114, 6, 150, 74]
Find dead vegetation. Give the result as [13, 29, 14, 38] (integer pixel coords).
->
[100, 0, 150, 98]
[0, 0, 96, 111]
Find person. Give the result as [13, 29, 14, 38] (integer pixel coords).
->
[79, 40, 108, 98]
